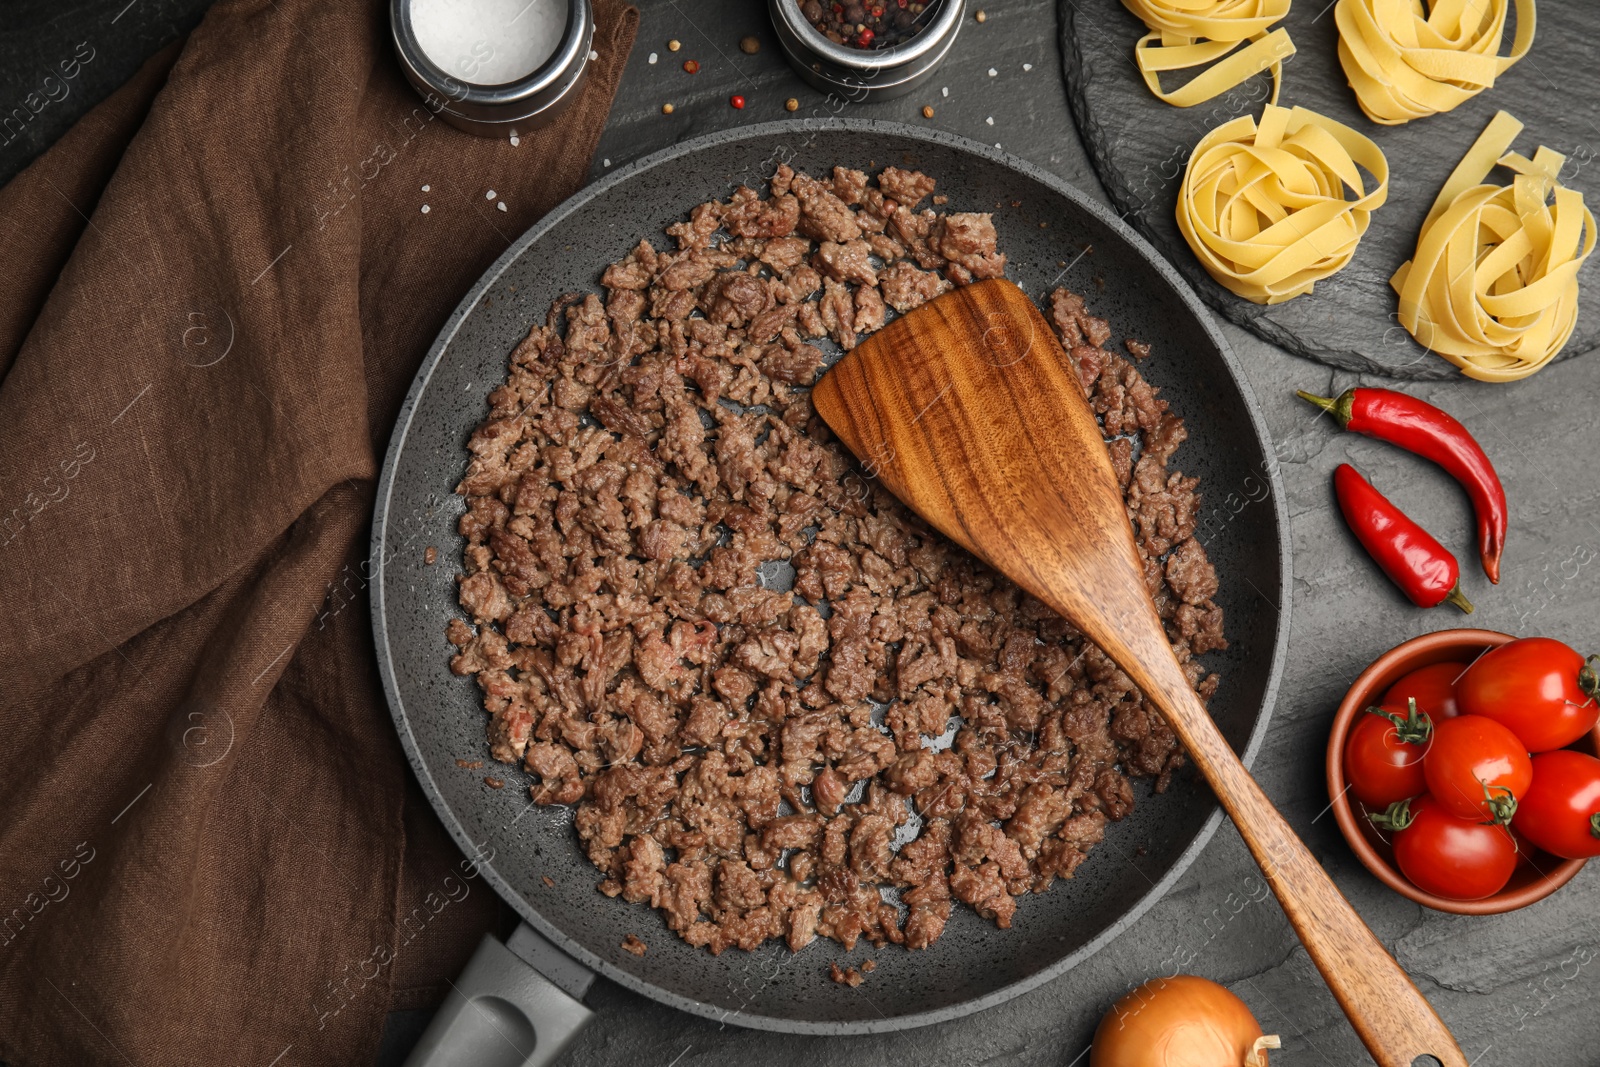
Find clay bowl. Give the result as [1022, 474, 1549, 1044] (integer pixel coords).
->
[1327, 628, 1600, 915]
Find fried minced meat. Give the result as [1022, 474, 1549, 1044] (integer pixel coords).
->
[447, 164, 1226, 956]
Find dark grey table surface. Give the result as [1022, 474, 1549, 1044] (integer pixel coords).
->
[5, 2, 1599, 1065]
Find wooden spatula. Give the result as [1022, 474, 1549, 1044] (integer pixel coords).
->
[811, 278, 1467, 1067]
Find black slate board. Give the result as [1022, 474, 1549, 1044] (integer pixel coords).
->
[1060, 0, 1600, 378]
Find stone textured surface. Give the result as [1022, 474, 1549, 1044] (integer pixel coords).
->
[1060, 0, 1600, 380]
[5, 2, 1600, 1065]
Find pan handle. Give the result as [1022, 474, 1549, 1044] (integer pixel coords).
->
[402, 926, 595, 1067]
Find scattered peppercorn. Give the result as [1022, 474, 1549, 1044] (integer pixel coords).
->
[739, 35, 761, 54]
[975, 8, 987, 21]
[683, 59, 700, 73]
[785, 97, 800, 111]
[662, 102, 675, 114]
[667, 39, 681, 51]
[922, 105, 934, 118]
[731, 94, 746, 109]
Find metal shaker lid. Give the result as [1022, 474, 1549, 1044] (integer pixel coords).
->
[391, 0, 594, 137]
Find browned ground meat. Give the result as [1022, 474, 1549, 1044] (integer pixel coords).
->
[621, 934, 647, 956]
[829, 961, 865, 986]
[448, 164, 1225, 957]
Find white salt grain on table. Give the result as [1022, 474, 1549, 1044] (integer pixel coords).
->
[648, 52, 658, 64]
[941, 86, 949, 97]
[497, 201, 507, 212]
[486, 189, 496, 199]
[421, 204, 431, 214]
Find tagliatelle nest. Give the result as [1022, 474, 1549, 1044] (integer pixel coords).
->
[1176, 104, 1389, 305]
[1392, 110, 1597, 382]
[1121, 0, 1296, 108]
[1335, 0, 1535, 125]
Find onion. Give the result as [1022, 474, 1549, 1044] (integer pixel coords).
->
[1090, 975, 1280, 1067]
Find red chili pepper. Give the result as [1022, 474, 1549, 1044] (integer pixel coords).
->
[1334, 463, 1473, 613]
[1299, 388, 1507, 584]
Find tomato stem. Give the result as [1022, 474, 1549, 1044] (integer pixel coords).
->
[1579, 655, 1600, 702]
[1365, 698, 1433, 743]
[1482, 782, 1518, 826]
[1590, 812, 1600, 841]
[1369, 798, 1415, 831]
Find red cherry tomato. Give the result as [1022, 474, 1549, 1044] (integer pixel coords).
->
[1513, 749, 1600, 859]
[1382, 661, 1466, 721]
[1344, 701, 1432, 808]
[1457, 637, 1600, 752]
[1373, 794, 1518, 900]
[1422, 715, 1531, 823]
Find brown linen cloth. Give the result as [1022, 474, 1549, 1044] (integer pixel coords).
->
[0, 1, 638, 1064]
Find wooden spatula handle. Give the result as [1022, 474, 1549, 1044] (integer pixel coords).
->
[1121, 639, 1468, 1067]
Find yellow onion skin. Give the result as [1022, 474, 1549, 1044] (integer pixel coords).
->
[1090, 975, 1272, 1067]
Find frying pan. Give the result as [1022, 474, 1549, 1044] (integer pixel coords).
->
[371, 119, 1292, 1064]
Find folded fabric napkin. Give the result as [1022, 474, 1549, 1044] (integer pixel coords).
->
[0, 1, 637, 1063]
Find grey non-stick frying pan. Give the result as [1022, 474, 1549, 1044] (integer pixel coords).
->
[371, 119, 1292, 1066]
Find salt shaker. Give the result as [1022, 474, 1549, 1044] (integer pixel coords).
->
[391, 0, 594, 138]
